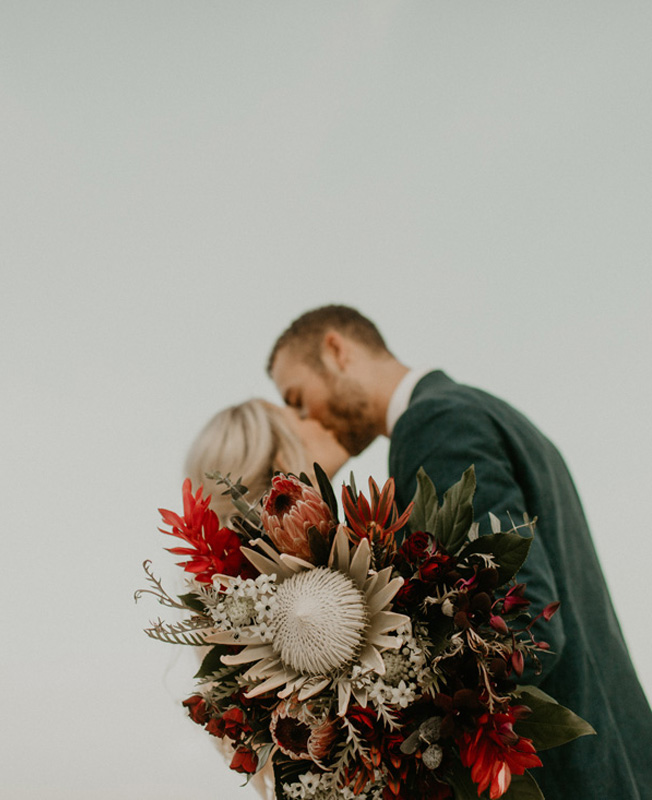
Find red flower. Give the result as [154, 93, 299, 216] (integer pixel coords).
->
[458, 707, 541, 799]
[230, 745, 258, 774]
[419, 548, 455, 583]
[206, 707, 252, 741]
[399, 531, 431, 564]
[393, 578, 425, 609]
[159, 479, 253, 584]
[261, 474, 334, 561]
[502, 584, 530, 615]
[182, 694, 208, 725]
[342, 477, 413, 563]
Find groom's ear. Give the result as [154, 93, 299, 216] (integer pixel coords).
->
[321, 330, 350, 372]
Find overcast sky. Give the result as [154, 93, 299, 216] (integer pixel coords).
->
[3, 2, 651, 798]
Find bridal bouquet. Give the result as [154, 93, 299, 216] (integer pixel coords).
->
[136, 465, 593, 800]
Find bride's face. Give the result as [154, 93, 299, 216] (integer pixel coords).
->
[278, 405, 349, 479]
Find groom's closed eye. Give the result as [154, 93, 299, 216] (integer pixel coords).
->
[284, 391, 300, 410]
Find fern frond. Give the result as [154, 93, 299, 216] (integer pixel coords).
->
[331, 716, 371, 781]
[374, 702, 401, 731]
[144, 617, 217, 646]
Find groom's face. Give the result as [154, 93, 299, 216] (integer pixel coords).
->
[271, 346, 377, 456]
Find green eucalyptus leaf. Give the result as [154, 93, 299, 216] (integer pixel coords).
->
[194, 644, 230, 679]
[514, 686, 596, 750]
[459, 532, 532, 585]
[400, 728, 422, 755]
[434, 465, 476, 554]
[409, 467, 439, 533]
[256, 742, 274, 773]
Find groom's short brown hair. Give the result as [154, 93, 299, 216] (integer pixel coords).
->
[267, 305, 390, 374]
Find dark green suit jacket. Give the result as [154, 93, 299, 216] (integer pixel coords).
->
[389, 371, 652, 799]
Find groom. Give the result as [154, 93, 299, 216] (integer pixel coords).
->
[268, 304, 652, 799]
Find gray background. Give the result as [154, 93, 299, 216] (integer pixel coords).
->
[2, 2, 651, 798]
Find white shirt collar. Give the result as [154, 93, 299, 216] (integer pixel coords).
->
[386, 367, 432, 436]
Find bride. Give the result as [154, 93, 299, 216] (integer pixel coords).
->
[184, 398, 349, 798]
[185, 398, 349, 520]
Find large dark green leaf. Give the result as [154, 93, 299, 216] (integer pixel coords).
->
[409, 467, 439, 533]
[194, 644, 230, 679]
[314, 462, 339, 524]
[459, 533, 532, 585]
[446, 762, 481, 799]
[448, 762, 544, 799]
[434, 465, 476, 554]
[514, 686, 596, 750]
[501, 772, 545, 799]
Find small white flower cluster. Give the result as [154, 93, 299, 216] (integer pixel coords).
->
[351, 624, 430, 710]
[282, 771, 385, 800]
[209, 573, 278, 643]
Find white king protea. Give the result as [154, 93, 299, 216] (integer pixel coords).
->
[208, 526, 409, 715]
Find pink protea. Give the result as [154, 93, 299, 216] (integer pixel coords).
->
[269, 701, 337, 763]
[260, 474, 334, 561]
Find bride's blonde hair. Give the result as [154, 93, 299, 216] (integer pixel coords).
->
[185, 398, 312, 521]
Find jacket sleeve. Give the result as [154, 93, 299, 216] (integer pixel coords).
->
[389, 399, 566, 685]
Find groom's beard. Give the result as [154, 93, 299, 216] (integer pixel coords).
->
[324, 376, 378, 456]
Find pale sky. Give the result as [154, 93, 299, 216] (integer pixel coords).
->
[3, 2, 651, 798]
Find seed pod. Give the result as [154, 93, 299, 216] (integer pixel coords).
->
[471, 592, 492, 614]
[418, 716, 442, 744]
[422, 744, 443, 770]
[454, 610, 471, 630]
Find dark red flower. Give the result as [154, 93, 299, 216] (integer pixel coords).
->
[230, 745, 258, 774]
[206, 707, 252, 741]
[159, 479, 254, 584]
[419, 548, 455, 583]
[458, 707, 541, 799]
[502, 584, 530, 615]
[182, 694, 208, 725]
[205, 717, 224, 738]
[347, 705, 377, 736]
[393, 578, 424, 608]
[399, 531, 431, 564]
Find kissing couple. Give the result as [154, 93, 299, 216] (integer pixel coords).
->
[184, 305, 652, 799]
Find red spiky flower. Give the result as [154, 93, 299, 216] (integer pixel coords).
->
[158, 478, 253, 584]
[342, 477, 413, 566]
[458, 706, 542, 799]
